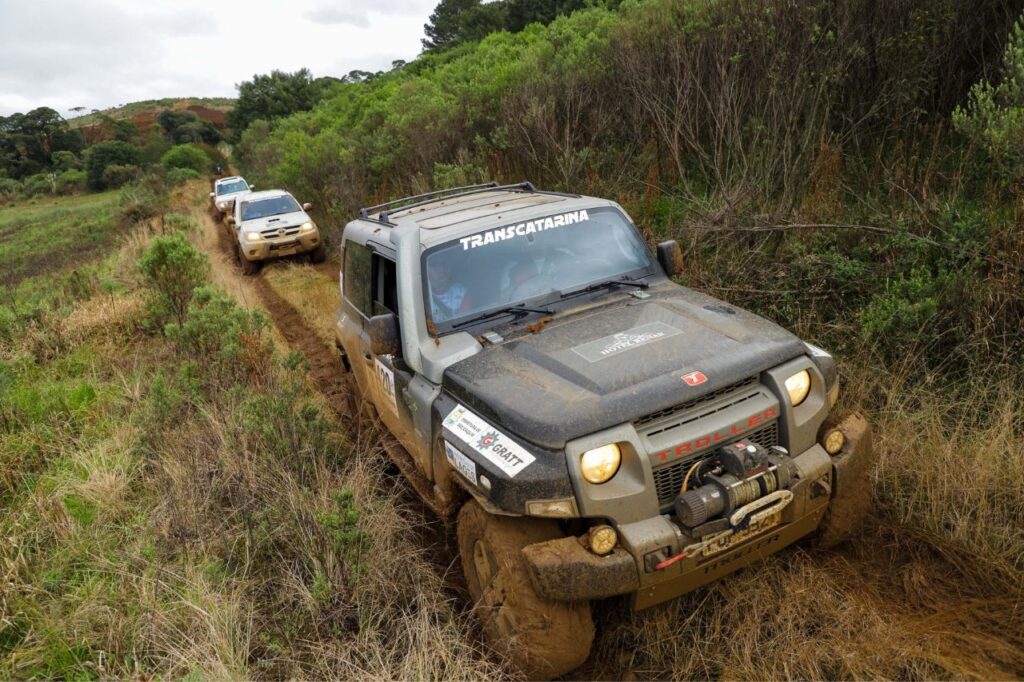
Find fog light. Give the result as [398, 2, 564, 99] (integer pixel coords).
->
[588, 525, 617, 556]
[824, 429, 845, 455]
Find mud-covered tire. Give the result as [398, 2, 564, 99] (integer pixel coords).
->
[309, 242, 327, 264]
[236, 243, 261, 276]
[457, 500, 594, 678]
[813, 412, 875, 548]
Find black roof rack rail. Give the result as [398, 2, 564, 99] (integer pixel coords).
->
[359, 181, 538, 226]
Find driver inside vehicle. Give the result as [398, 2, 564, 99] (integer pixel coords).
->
[427, 258, 473, 322]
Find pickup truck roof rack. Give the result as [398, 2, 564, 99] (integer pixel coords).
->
[359, 181, 541, 226]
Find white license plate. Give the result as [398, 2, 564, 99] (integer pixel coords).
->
[700, 510, 782, 558]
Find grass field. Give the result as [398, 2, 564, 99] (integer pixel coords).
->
[1, 186, 1022, 679]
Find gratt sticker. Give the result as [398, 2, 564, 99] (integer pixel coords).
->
[681, 370, 708, 386]
[443, 404, 535, 478]
[571, 321, 682, 362]
[459, 210, 589, 250]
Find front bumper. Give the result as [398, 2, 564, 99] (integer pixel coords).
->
[239, 231, 321, 261]
[523, 413, 873, 609]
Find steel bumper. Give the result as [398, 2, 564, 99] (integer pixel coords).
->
[522, 413, 874, 608]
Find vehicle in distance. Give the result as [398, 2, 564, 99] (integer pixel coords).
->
[227, 189, 326, 275]
[209, 175, 252, 215]
[334, 182, 874, 678]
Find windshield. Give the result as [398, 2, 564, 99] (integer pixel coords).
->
[241, 195, 301, 221]
[423, 207, 654, 329]
[217, 180, 249, 195]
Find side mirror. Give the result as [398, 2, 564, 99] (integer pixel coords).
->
[368, 313, 401, 356]
[226, 216, 235, 226]
[302, 202, 313, 212]
[657, 240, 684, 277]
[249, 185, 255, 191]
[208, 192, 215, 198]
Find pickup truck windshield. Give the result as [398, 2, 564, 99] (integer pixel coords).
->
[217, 180, 249, 195]
[241, 195, 301, 221]
[424, 207, 653, 328]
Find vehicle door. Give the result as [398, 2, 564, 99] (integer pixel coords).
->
[366, 250, 432, 477]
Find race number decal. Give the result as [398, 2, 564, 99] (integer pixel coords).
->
[444, 441, 477, 483]
[374, 358, 398, 412]
[443, 404, 535, 478]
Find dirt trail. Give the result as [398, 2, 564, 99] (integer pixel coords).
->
[191, 190, 1023, 680]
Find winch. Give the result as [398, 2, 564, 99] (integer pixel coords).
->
[674, 439, 797, 536]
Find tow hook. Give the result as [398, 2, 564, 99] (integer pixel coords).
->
[654, 551, 689, 571]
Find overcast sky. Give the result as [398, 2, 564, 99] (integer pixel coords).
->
[0, 0, 437, 117]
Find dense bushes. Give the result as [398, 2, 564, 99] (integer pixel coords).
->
[86, 140, 142, 190]
[237, 0, 1024, 378]
[160, 143, 211, 174]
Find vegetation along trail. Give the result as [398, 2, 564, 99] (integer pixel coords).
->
[190, 183, 1024, 679]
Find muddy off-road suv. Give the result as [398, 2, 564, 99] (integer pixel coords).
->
[209, 175, 252, 215]
[227, 189, 326, 275]
[334, 182, 874, 678]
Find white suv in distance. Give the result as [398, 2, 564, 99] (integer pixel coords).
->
[228, 189, 326, 275]
[210, 176, 252, 215]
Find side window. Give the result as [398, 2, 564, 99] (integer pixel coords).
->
[343, 242, 373, 317]
[373, 255, 398, 316]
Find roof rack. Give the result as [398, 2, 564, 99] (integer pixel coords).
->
[359, 181, 538, 226]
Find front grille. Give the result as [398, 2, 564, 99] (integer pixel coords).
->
[652, 420, 779, 507]
[260, 225, 301, 238]
[635, 376, 758, 428]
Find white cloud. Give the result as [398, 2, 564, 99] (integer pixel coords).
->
[0, 0, 437, 117]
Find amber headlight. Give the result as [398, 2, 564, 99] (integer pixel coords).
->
[580, 444, 621, 484]
[785, 369, 811, 406]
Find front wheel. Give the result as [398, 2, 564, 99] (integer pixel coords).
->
[309, 242, 327, 264]
[236, 243, 261, 276]
[456, 500, 594, 678]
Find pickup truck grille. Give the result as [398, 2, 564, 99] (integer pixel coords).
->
[259, 225, 301, 238]
[652, 420, 779, 507]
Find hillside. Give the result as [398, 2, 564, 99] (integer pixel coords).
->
[69, 97, 234, 144]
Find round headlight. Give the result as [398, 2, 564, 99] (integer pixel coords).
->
[580, 444, 621, 484]
[588, 525, 618, 555]
[785, 369, 811, 406]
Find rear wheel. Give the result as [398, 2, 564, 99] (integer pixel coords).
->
[456, 500, 594, 678]
[310, 242, 327, 264]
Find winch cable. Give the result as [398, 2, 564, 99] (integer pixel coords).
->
[680, 459, 703, 494]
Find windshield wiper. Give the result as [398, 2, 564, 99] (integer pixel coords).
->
[452, 304, 553, 329]
[560, 276, 649, 300]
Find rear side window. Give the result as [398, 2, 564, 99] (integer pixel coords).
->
[343, 242, 373, 317]
[373, 255, 398, 316]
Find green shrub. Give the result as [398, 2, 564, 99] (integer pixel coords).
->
[165, 286, 273, 386]
[100, 163, 140, 189]
[22, 173, 55, 196]
[166, 167, 201, 185]
[953, 16, 1024, 182]
[160, 144, 210, 174]
[0, 177, 21, 198]
[55, 169, 87, 194]
[138, 232, 210, 326]
[119, 176, 169, 224]
[85, 140, 142, 190]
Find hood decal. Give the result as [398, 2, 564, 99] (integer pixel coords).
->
[571, 321, 681, 362]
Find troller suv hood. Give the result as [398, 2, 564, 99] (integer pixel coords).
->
[441, 283, 806, 450]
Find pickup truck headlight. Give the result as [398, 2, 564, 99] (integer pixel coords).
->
[299, 222, 315, 233]
[785, 369, 811, 406]
[243, 231, 264, 242]
[580, 443, 621, 484]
